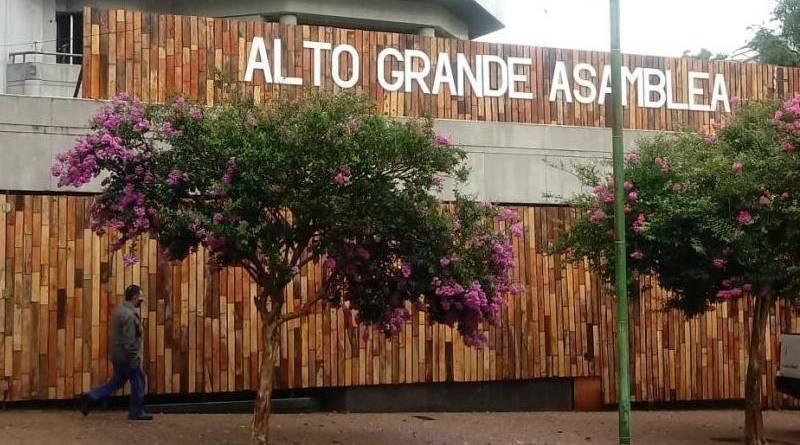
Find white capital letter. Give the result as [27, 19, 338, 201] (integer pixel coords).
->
[244, 37, 273, 83]
[711, 73, 731, 113]
[688, 71, 711, 112]
[482, 55, 508, 97]
[404, 49, 431, 94]
[642, 68, 666, 108]
[598, 65, 611, 105]
[623, 66, 644, 107]
[507, 57, 533, 99]
[666, 70, 689, 110]
[549, 61, 573, 103]
[573, 63, 597, 104]
[272, 39, 302, 86]
[377, 48, 404, 91]
[332, 44, 360, 89]
[303, 41, 331, 87]
[456, 53, 483, 96]
[432, 53, 457, 95]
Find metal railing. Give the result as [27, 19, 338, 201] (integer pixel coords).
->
[8, 50, 83, 65]
[7, 50, 84, 98]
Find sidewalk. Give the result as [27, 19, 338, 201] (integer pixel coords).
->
[0, 409, 798, 444]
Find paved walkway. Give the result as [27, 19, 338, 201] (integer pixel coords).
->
[0, 409, 798, 444]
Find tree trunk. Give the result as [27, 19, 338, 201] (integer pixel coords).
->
[744, 294, 771, 445]
[251, 317, 280, 445]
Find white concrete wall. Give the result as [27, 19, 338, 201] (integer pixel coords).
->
[438, 120, 652, 204]
[0, 0, 58, 94]
[6, 61, 81, 96]
[0, 95, 99, 192]
[0, 94, 657, 204]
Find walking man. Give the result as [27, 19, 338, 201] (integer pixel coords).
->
[80, 284, 153, 420]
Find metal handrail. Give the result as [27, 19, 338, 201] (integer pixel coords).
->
[8, 50, 83, 63]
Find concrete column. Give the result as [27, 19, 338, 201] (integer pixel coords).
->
[418, 27, 436, 38]
[279, 14, 298, 25]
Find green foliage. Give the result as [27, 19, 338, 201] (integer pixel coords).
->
[751, 0, 800, 66]
[681, 48, 728, 61]
[553, 100, 800, 316]
[150, 93, 467, 284]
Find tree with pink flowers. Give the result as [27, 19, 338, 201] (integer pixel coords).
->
[554, 99, 800, 445]
[52, 93, 520, 444]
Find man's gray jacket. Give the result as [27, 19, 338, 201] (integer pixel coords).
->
[110, 300, 142, 368]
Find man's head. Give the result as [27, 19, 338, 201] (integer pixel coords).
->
[125, 284, 144, 308]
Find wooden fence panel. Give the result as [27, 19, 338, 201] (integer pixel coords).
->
[1, 194, 798, 408]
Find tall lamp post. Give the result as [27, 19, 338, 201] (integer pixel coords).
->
[609, 0, 631, 443]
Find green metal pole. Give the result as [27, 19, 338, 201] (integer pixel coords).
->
[609, 0, 631, 444]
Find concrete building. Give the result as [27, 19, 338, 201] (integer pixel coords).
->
[0, 0, 624, 203]
[1, 0, 503, 96]
[1, 1, 797, 412]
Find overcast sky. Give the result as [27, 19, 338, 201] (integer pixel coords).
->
[479, 0, 776, 58]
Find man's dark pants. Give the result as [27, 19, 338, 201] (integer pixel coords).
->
[87, 363, 146, 417]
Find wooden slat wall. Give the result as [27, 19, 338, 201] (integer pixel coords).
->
[82, 9, 796, 131]
[1, 194, 798, 408]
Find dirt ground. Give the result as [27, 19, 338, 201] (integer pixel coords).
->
[0, 409, 798, 445]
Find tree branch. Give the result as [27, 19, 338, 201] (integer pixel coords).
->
[294, 251, 319, 270]
[264, 286, 284, 326]
[280, 294, 326, 323]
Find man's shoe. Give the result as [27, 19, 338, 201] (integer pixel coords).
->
[79, 394, 91, 416]
[128, 413, 154, 421]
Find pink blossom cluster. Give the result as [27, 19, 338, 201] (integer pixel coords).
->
[161, 121, 183, 138]
[434, 133, 451, 147]
[587, 180, 643, 231]
[381, 308, 411, 336]
[496, 208, 521, 223]
[334, 165, 352, 186]
[592, 183, 615, 204]
[510, 222, 524, 237]
[52, 94, 153, 188]
[430, 278, 501, 347]
[654, 157, 671, 173]
[632, 213, 647, 234]
[490, 240, 515, 273]
[716, 287, 743, 300]
[190, 221, 226, 262]
[167, 169, 190, 186]
[590, 208, 607, 223]
[737, 210, 753, 226]
[222, 159, 237, 184]
[715, 279, 753, 301]
[773, 95, 800, 154]
[50, 94, 188, 268]
[324, 206, 519, 348]
[324, 242, 416, 338]
[189, 106, 203, 121]
[92, 93, 150, 134]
